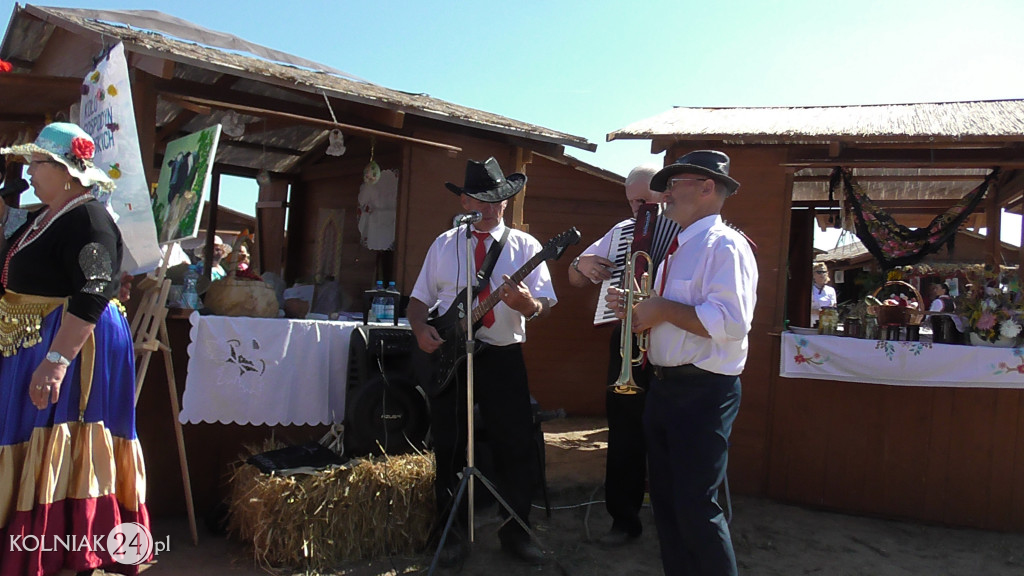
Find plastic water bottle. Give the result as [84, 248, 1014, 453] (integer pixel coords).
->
[370, 280, 385, 323]
[182, 265, 201, 309]
[380, 281, 397, 323]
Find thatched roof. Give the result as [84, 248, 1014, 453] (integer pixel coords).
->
[609, 102, 1024, 219]
[608, 101, 1024, 146]
[0, 5, 594, 175]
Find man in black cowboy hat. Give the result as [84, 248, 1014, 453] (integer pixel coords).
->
[408, 157, 556, 566]
[610, 150, 757, 576]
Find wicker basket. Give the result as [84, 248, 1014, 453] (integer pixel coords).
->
[868, 280, 925, 326]
[204, 276, 279, 318]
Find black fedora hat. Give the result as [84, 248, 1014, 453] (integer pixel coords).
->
[650, 150, 740, 195]
[445, 157, 527, 203]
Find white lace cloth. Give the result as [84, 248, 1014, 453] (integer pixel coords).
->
[180, 312, 357, 425]
[780, 331, 1024, 388]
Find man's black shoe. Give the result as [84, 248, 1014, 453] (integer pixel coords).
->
[501, 539, 546, 565]
[436, 538, 469, 568]
[597, 527, 640, 547]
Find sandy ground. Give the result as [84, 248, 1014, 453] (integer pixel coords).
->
[131, 417, 1024, 576]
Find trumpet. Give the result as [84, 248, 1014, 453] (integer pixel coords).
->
[609, 249, 653, 395]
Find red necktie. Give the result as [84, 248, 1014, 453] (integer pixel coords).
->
[473, 231, 495, 327]
[658, 236, 679, 296]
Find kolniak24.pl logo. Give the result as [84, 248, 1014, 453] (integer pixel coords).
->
[9, 522, 168, 565]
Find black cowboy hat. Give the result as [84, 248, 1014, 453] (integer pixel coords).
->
[445, 157, 527, 203]
[650, 150, 740, 195]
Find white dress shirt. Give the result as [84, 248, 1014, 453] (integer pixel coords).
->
[410, 221, 557, 347]
[810, 284, 837, 325]
[648, 215, 758, 376]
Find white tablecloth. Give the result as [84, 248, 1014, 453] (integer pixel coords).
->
[780, 331, 1024, 388]
[181, 312, 362, 425]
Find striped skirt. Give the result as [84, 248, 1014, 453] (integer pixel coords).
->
[0, 293, 149, 576]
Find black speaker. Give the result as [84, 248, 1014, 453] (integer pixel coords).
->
[345, 326, 429, 456]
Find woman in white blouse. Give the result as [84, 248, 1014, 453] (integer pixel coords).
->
[810, 262, 837, 327]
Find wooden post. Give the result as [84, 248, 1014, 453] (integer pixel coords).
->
[511, 148, 533, 232]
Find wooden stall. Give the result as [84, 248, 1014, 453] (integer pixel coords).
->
[610, 102, 1024, 531]
[0, 5, 625, 516]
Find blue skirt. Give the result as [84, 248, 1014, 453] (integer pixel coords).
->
[0, 300, 150, 576]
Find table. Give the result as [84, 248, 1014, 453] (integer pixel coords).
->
[779, 331, 1024, 388]
[180, 313, 371, 425]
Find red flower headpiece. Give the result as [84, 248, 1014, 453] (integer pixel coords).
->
[0, 59, 11, 73]
[70, 137, 94, 160]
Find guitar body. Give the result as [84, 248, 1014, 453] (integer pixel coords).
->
[421, 293, 486, 396]
[417, 226, 581, 396]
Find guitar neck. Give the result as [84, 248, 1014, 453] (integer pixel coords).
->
[470, 253, 543, 325]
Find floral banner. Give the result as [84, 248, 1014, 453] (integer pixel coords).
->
[79, 42, 161, 274]
[780, 332, 1024, 388]
[832, 167, 995, 270]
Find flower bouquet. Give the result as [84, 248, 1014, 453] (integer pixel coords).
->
[955, 268, 1024, 347]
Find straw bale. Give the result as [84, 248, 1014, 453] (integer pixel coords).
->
[227, 447, 435, 572]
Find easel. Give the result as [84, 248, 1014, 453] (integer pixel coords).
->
[130, 242, 199, 545]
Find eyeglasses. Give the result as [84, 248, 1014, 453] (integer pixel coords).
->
[665, 177, 709, 189]
[814, 270, 827, 275]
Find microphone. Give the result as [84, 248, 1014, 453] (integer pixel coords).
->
[452, 211, 482, 227]
[0, 178, 29, 198]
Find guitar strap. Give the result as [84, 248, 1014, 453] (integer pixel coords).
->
[473, 227, 511, 297]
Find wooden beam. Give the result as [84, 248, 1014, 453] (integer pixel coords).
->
[784, 147, 1024, 168]
[163, 93, 461, 154]
[793, 174, 988, 183]
[792, 199, 983, 211]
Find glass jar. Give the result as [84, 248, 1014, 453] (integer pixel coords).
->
[844, 318, 862, 338]
[864, 315, 879, 340]
[818, 307, 839, 335]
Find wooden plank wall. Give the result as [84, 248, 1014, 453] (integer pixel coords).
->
[767, 376, 1024, 531]
[293, 145, 403, 307]
[515, 155, 625, 416]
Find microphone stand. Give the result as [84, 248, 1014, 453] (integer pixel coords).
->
[427, 223, 543, 574]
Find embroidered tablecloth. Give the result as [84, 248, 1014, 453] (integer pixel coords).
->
[780, 331, 1024, 388]
[181, 312, 361, 425]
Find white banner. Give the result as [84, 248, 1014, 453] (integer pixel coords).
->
[780, 331, 1024, 388]
[79, 42, 161, 274]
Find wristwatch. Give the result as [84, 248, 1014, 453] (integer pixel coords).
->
[45, 351, 71, 367]
[571, 256, 582, 273]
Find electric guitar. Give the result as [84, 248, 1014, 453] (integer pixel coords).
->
[424, 227, 580, 395]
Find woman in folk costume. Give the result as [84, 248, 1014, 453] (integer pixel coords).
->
[0, 123, 149, 575]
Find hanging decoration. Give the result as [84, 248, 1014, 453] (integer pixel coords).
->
[358, 166, 399, 251]
[326, 129, 346, 156]
[221, 110, 246, 138]
[363, 137, 381, 184]
[832, 166, 998, 270]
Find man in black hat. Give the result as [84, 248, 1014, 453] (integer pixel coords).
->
[611, 150, 757, 576]
[408, 157, 556, 566]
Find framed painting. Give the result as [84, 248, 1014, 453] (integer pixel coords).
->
[152, 124, 222, 244]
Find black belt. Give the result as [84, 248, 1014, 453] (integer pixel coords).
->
[651, 364, 707, 380]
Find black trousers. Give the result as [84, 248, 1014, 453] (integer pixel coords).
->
[430, 343, 536, 544]
[603, 323, 650, 536]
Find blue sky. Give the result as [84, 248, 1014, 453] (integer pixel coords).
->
[4, 1, 1024, 247]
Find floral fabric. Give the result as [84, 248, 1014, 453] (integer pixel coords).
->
[832, 167, 995, 269]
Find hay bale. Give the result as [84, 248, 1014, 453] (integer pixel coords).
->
[227, 450, 436, 572]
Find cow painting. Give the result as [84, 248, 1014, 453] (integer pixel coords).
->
[162, 151, 199, 241]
